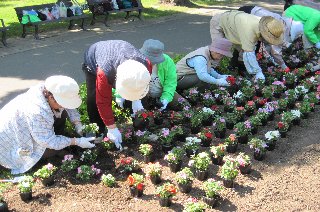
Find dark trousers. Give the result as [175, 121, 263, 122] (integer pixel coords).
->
[83, 67, 106, 134]
[53, 110, 68, 135]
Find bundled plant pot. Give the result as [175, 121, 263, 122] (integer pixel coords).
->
[150, 175, 162, 185]
[202, 118, 213, 126]
[129, 186, 143, 197]
[133, 118, 149, 131]
[195, 170, 208, 181]
[42, 176, 55, 187]
[251, 126, 258, 135]
[211, 155, 224, 166]
[287, 102, 295, 109]
[178, 182, 192, 193]
[168, 161, 182, 173]
[190, 125, 201, 134]
[201, 138, 211, 147]
[279, 130, 287, 138]
[154, 117, 163, 125]
[268, 112, 275, 121]
[226, 143, 238, 153]
[301, 112, 309, 119]
[253, 151, 266, 161]
[255, 89, 263, 97]
[226, 121, 234, 130]
[176, 134, 187, 143]
[162, 143, 174, 153]
[237, 135, 249, 144]
[224, 106, 233, 113]
[239, 164, 252, 174]
[245, 109, 254, 117]
[203, 196, 219, 208]
[214, 129, 226, 139]
[143, 154, 154, 163]
[222, 179, 234, 188]
[292, 118, 301, 126]
[266, 140, 276, 151]
[159, 197, 172, 207]
[0, 201, 8, 212]
[273, 92, 281, 98]
[186, 149, 198, 158]
[286, 83, 295, 89]
[20, 191, 32, 202]
[261, 118, 268, 126]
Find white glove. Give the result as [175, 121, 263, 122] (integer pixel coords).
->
[76, 137, 96, 148]
[315, 42, 320, 49]
[255, 71, 265, 81]
[107, 128, 123, 150]
[132, 100, 144, 114]
[281, 63, 288, 70]
[116, 97, 125, 108]
[75, 123, 83, 136]
[160, 99, 169, 111]
[220, 74, 231, 79]
[213, 78, 230, 87]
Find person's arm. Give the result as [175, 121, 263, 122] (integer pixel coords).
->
[243, 51, 263, 74]
[270, 45, 288, 69]
[303, 16, 320, 44]
[159, 56, 177, 103]
[188, 56, 219, 84]
[27, 113, 73, 150]
[96, 68, 115, 128]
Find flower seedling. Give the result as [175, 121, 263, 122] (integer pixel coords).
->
[144, 162, 162, 177]
[33, 163, 57, 179]
[139, 144, 153, 156]
[61, 154, 79, 172]
[188, 152, 211, 171]
[175, 167, 194, 185]
[156, 183, 177, 198]
[203, 178, 223, 198]
[101, 174, 116, 187]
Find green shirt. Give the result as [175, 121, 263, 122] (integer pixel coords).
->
[285, 5, 320, 44]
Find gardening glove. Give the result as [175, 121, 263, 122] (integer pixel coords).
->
[76, 137, 96, 148]
[132, 100, 144, 114]
[116, 97, 125, 108]
[220, 74, 232, 79]
[107, 128, 123, 150]
[212, 78, 230, 87]
[160, 99, 169, 111]
[255, 71, 265, 81]
[94, 134, 104, 144]
[316, 42, 320, 49]
[75, 123, 83, 136]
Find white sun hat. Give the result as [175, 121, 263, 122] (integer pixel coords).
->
[45, 75, 82, 109]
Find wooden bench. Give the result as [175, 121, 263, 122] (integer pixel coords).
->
[87, 0, 143, 26]
[0, 19, 9, 46]
[14, 1, 88, 40]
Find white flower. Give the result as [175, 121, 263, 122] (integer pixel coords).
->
[291, 110, 301, 118]
[202, 107, 215, 114]
[21, 182, 30, 188]
[233, 91, 243, 99]
[186, 137, 201, 143]
[198, 152, 209, 158]
[265, 130, 280, 141]
[294, 86, 308, 95]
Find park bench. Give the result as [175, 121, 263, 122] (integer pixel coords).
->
[14, 0, 88, 40]
[0, 19, 9, 47]
[87, 0, 143, 26]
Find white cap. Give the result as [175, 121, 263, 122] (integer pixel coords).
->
[45, 75, 81, 109]
[116, 60, 151, 101]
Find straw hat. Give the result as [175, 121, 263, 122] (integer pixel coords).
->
[116, 60, 151, 101]
[45, 75, 81, 109]
[259, 16, 284, 45]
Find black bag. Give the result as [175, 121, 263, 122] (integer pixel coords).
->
[116, 0, 125, 10]
[93, 5, 105, 14]
[67, 8, 74, 17]
[102, 0, 113, 11]
[37, 11, 47, 21]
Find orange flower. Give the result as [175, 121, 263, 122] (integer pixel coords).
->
[127, 175, 135, 186]
[229, 134, 236, 142]
[166, 184, 177, 194]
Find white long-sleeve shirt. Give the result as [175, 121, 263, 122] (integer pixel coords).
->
[0, 83, 80, 174]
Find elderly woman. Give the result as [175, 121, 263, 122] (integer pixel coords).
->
[82, 40, 152, 149]
[284, 5, 320, 49]
[210, 11, 285, 80]
[0, 75, 95, 174]
[176, 37, 233, 90]
[238, 5, 305, 71]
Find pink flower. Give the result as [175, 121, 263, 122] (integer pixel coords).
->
[238, 158, 246, 166]
[46, 163, 54, 170]
[77, 167, 82, 174]
[162, 128, 170, 137]
[136, 130, 145, 137]
[63, 154, 74, 162]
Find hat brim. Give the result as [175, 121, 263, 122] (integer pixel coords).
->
[210, 47, 233, 58]
[55, 95, 82, 109]
[140, 48, 165, 65]
[116, 83, 150, 101]
[259, 16, 284, 46]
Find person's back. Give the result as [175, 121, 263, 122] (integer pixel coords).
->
[284, 4, 320, 23]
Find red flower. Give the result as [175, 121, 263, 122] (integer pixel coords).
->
[253, 96, 259, 101]
[141, 113, 148, 119]
[120, 159, 126, 165]
[256, 53, 263, 60]
[125, 157, 133, 164]
[166, 184, 177, 194]
[247, 101, 254, 106]
[148, 111, 154, 117]
[226, 76, 236, 85]
[315, 71, 320, 75]
[211, 105, 219, 110]
[278, 122, 284, 129]
[136, 183, 144, 191]
[236, 106, 244, 111]
[205, 132, 213, 139]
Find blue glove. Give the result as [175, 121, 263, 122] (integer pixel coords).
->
[160, 99, 169, 111]
[315, 42, 320, 49]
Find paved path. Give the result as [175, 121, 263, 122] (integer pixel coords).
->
[0, 1, 283, 108]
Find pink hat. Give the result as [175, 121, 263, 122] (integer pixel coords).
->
[209, 38, 233, 58]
